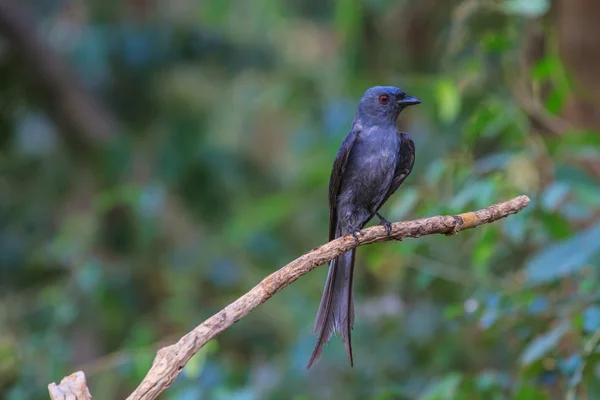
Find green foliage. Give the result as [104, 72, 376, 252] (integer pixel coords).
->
[1, 0, 600, 399]
[435, 79, 462, 125]
[520, 321, 570, 366]
[504, 0, 550, 18]
[525, 223, 600, 284]
[418, 373, 462, 400]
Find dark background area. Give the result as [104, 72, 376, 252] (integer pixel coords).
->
[1, 0, 600, 398]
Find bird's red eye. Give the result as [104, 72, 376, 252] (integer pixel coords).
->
[379, 95, 389, 104]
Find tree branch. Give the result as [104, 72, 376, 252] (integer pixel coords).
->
[49, 195, 530, 400]
[48, 371, 92, 400]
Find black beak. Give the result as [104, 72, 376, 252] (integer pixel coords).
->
[398, 95, 421, 107]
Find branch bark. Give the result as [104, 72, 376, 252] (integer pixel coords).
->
[48, 371, 93, 400]
[49, 195, 530, 400]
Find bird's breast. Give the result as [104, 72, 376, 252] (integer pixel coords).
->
[351, 130, 399, 168]
[342, 129, 400, 191]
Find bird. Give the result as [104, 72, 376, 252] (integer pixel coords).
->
[307, 86, 421, 369]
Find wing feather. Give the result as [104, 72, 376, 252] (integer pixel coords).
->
[376, 131, 415, 212]
[328, 124, 361, 241]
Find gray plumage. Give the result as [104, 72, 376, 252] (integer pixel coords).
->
[307, 86, 420, 369]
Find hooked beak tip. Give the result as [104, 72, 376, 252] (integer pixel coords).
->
[399, 95, 421, 106]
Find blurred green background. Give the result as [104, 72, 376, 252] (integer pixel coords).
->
[2, 0, 600, 399]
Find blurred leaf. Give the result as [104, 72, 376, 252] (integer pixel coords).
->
[183, 349, 207, 379]
[389, 187, 419, 220]
[531, 56, 568, 86]
[334, 0, 362, 42]
[481, 32, 512, 53]
[416, 270, 435, 289]
[545, 87, 566, 114]
[555, 165, 600, 187]
[76, 258, 103, 293]
[572, 182, 600, 208]
[14, 112, 57, 156]
[559, 353, 581, 375]
[472, 228, 497, 279]
[519, 321, 570, 366]
[436, 79, 461, 125]
[579, 278, 597, 294]
[584, 307, 600, 334]
[183, 341, 218, 380]
[479, 294, 502, 330]
[474, 152, 514, 175]
[133, 350, 155, 381]
[504, 0, 550, 18]
[203, 0, 233, 27]
[525, 222, 600, 284]
[540, 213, 573, 240]
[418, 373, 462, 400]
[474, 370, 507, 391]
[528, 296, 549, 315]
[513, 384, 551, 400]
[547, 130, 600, 157]
[531, 56, 571, 115]
[541, 182, 570, 211]
[503, 203, 531, 242]
[466, 101, 518, 144]
[532, 57, 560, 81]
[507, 154, 540, 193]
[444, 303, 465, 320]
[449, 180, 496, 211]
[0, 336, 19, 388]
[425, 159, 447, 185]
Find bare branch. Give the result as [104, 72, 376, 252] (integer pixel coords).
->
[48, 371, 92, 400]
[51, 195, 531, 400]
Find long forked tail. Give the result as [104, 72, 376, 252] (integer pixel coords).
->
[307, 249, 356, 369]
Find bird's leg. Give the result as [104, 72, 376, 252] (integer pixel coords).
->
[347, 222, 362, 242]
[376, 212, 392, 236]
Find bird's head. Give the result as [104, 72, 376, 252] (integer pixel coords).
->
[357, 86, 421, 123]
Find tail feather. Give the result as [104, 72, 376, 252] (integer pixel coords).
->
[307, 248, 356, 369]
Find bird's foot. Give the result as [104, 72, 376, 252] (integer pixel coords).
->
[376, 212, 392, 236]
[348, 225, 362, 242]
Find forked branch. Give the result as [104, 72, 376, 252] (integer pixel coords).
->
[48, 195, 530, 400]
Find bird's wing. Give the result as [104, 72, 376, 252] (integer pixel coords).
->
[328, 124, 361, 241]
[377, 131, 415, 212]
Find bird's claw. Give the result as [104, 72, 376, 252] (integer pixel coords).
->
[382, 220, 392, 236]
[377, 213, 392, 236]
[351, 229, 362, 242]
